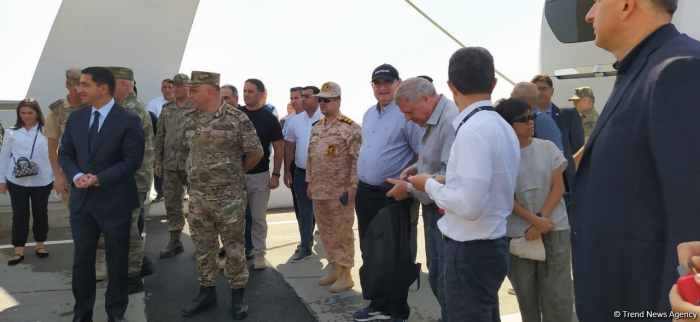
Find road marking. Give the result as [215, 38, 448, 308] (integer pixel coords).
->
[268, 220, 297, 226]
[0, 234, 147, 249]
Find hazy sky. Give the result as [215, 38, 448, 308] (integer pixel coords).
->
[0, 0, 544, 121]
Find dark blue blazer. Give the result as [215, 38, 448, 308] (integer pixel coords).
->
[571, 24, 700, 321]
[58, 102, 145, 214]
[550, 103, 584, 193]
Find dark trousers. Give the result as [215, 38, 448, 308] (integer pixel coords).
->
[356, 182, 419, 319]
[154, 172, 163, 197]
[244, 204, 253, 254]
[444, 236, 508, 322]
[293, 168, 315, 251]
[289, 161, 299, 220]
[8, 181, 53, 247]
[70, 195, 132, 320]
[423, 204, 448, 322]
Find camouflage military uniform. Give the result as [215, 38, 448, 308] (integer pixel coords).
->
[44, 96, 82, 206]
[306, 113, 361, 268]
[581, 108, 599, 144]
[183, 102, 263, 288]
[155, 99, 193, 232]
[120, 91, 154, 277]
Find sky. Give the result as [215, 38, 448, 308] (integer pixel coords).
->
[0, 0, 545, 121]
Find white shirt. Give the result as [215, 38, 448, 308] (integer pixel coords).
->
[425, 100, 520, 241]
[283, 108, 323, 169]
[0, 125, 54, 187]
[147, 95, 167, 118]
[282, 112, 298, 137]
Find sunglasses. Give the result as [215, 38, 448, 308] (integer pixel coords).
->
[317, 97, 338, 103]
[512, 113, 537, 123]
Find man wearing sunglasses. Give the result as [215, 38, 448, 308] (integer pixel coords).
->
[353, 64, 422, 322]
[284, 85, 323, 263]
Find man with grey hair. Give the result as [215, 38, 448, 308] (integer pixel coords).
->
[221, 84, 239, 108]
[386, 77, 457, 322]
[511, 82, 563, 150]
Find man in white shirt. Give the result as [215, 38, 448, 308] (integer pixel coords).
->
[146, 78, 172, 118]
[409, 47, 520, 321]
[283, 85, 322, 262]
[281, 87, 304, 227]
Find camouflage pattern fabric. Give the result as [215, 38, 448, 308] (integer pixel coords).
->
[313, 199, 355, 268]
[163, 169, 188, 232]
[45, 97, 82, 208]
[155, 100, 194, 171]
[121, 92, 154, 193]
[97, 191, 146, 278]
[305, 113, 361, 199]
[581, 108, 600, 144]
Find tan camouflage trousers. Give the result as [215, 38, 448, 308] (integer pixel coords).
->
[97, 191, 146, 277]
[313, 199, 355, 268]
[163, 169, 188, 232]
[188, 184, 248, 288]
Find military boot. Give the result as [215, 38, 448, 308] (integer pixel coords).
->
[329, 266, 354, 293]
[318, 263, 341, 286]
[95, 249, 107, 281]
[231, 287, 249, 319]
[182, 286, 217, 316]
[159, 231, 184, 258]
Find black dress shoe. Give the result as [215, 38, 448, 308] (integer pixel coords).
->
[8, 254, 24, 266]
[36, 248, 49, 259]
[140, 256, 156, 277]
[127, 276, 145, 294]
[182, 286, 217, 316]
[107, 316, 127, 322]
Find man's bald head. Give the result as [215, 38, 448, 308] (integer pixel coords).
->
[511, 82, 539, 111]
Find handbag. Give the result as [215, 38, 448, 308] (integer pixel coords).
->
[12, 128, 39, 178]
[509, 236, 546, 261]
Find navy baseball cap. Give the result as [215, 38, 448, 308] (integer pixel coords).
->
[371, 63, 400, 82]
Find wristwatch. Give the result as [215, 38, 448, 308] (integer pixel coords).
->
[536, 212, 544, 217]
[272, 173, 281, 178]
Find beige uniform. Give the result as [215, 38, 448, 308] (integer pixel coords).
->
[45, 97, 82, 206]
[306, 114, 361, 268]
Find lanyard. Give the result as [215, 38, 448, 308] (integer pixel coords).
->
[455, 106, 494, 134]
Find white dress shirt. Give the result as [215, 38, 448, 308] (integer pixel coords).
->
[425, 100, 520, 241]
[283, 108, 323, 169]
[74, 99, 115, 182]
[147, 95, 167, 118]
[0, 125, 54, 187]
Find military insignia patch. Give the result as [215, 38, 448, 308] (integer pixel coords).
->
[243, 120, 253, 132]
[327, 145, 336, 155]
[353, 134, 362, 143]
[60, 120, 67, 124]
[321, 83, 331, 91]
[199, 133, 207, 142]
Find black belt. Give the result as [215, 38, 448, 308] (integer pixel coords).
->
[423, 203, 439, 211]
[443, 236, 506, 244]
[296, 167, 306, 172]
[359, 181, 381, 191]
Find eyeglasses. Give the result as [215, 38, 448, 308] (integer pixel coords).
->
[301, 94, 312, 98]
[512, 113, 537, 123]
[371, 80, 397, 88]
[317, 97, 339, 103]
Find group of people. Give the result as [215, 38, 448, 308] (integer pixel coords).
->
[2, 0, 700, 321]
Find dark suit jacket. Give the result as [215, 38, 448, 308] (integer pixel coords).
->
[549, 103, 584, 193]
[59, 102, 145, 214]
[571, 24, 700, 321]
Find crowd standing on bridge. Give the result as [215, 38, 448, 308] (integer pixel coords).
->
[2, 1, 700, 321]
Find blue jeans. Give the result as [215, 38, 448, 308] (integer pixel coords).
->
[293, 169, 315, 252]
[423, 204, 448, 322]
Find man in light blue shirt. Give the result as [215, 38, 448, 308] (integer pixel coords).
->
[511, 82, 563, 151]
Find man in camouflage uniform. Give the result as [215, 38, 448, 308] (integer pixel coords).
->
[569, 86, 599, 144]
[102, 67, 155, 294]
[45, 68, 83, 208]
[306, 82, 361, 293]
[155, 73, 194, 258]
[180, 71, 263, 318]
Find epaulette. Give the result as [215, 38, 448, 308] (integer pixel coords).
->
[340, 116, 354, 125]
[162, 100, 175, 107]
[184, 109, 197, 116]
[49, 99, 63, 110]
[313, 119, 323, 126]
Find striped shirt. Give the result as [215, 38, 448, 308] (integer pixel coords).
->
[357, 101, 422, 186]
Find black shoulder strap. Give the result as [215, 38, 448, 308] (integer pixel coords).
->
[455, 106, 494, 135]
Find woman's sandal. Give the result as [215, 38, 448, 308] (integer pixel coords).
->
[8, 254, 24, 266]
[36, 248, 49, 259]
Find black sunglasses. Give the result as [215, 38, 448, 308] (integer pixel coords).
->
[317, 97, 338, 103]
[512, 113, 537, 123]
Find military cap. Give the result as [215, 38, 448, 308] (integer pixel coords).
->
[568, 86, 595, 101]
[66, 68, 82, 88]
[314, 82, 341, 98]
[106, 67, 134, 81]
[171, 73, 190, 84]
[184, 71, 220, 87]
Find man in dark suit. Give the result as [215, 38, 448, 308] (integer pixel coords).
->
[573, 1, 700, 321]
[531, 75, 584, 205]
[59, 67, 145, 322]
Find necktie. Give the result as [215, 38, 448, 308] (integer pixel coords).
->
[89, 111, 100, 152]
